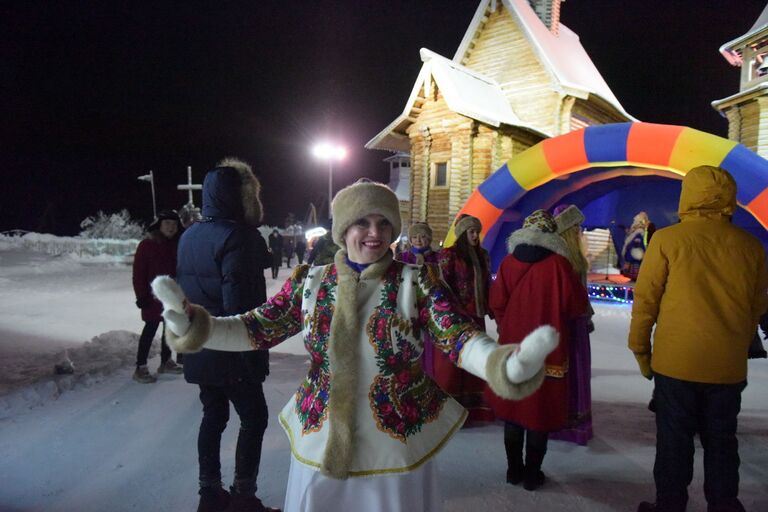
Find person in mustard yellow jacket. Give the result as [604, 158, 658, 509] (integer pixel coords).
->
[629, 165, 768, 512]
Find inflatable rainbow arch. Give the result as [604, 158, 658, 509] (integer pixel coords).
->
[444, 122, 768, 262]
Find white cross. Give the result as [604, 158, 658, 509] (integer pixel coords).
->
[177, 166, 202, 207]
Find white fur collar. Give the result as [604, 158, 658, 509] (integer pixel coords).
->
[506, 228, 569, 259]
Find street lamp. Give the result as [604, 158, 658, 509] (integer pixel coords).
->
[312, 142, 347, 219]
[137, 170, 157, 219]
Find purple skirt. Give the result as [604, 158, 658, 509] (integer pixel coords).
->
[549, 316, 593, 445]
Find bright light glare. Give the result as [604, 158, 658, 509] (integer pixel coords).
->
[305, 227, 327, 240]
[312, 143, 346, 161]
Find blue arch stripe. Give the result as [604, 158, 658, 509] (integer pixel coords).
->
[584, 123, 632, 163]
[478, 163, 526, 209]
[720, 145, 768, 205]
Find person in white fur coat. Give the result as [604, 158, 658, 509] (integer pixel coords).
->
[152, 179, 559, 512]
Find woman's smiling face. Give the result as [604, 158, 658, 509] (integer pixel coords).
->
[410, 233, 431, 250]
[344, 214, 393, 264]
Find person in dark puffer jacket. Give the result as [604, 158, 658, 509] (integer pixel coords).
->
[176, 157, 278, 512]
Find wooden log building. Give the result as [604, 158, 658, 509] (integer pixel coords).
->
[366, 0, 634, 243]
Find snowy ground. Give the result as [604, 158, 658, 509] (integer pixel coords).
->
[1, 244, 767, 511]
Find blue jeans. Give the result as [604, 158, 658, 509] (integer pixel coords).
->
[197, 382, 269, 494]
[653, 374, 746, 511]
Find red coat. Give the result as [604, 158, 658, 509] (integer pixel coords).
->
[486, 252, 588, 431]
[132, 233, 178, 322]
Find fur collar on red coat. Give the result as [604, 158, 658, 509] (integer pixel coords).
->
[506, 227, 568, 258]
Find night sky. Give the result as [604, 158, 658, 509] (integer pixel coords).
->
[3, 0, 765, 235]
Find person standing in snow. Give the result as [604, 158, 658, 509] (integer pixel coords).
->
[629, 166, 768, 512]
[131, 209, 184, 383]
[268, 229, 283, 279]
[487, 209, 588, 490]
[294, 226, 306, 265]
[175, 158, 277, 512]
[548, 205, 594, 446]
[435, 215, 495, 424]
[620, 211, 655, 281]
[152, 178, 559, 512]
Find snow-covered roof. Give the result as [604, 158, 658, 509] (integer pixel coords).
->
[719, 3, 768, 66]
[365, 49, 544, 151]
[454, 0, 634, 120]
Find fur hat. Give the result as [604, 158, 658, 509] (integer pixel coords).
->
[554, 205, 585, 234]
[331, 179, 402, 246]
[507, 209, 569, 258]
[148, 209, 180, 232]
[454, 215, 481, 240]
[408, 222, 432, 240]
[523, 209, 558, 233]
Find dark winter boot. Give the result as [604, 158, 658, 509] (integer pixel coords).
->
[197, 486, 231, 512]
[707, 498, 746, 512]
[637, 498, 688, 512]
[523, 448, 547, 491]
[229, 487, 282, 512]
[504, 423, 524, 484]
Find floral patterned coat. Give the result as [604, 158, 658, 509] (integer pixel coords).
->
[436, 246, 491, 325]
[396, 248, 439, 265]
[238, 252, 496, 477]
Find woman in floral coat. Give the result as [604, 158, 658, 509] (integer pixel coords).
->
[435, 215, 494, 424]
[152, 180, 558, 512]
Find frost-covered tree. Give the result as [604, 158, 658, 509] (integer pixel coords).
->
[79, 209, 144, 240]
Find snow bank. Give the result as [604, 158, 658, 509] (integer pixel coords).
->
[0, 331, 157, 419]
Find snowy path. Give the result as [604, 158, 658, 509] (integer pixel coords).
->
[0, 248, 767, 511]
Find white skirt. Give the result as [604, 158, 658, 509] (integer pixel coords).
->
[283, 456, 441, 512]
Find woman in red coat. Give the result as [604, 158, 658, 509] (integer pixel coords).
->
[487, 210, 588, 490]
[132, 209, 183, 383]
[435, 215, 494, 424]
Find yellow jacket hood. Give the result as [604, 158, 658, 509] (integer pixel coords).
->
[678, 165, 737, 220]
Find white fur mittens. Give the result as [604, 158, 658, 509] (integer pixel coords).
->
[506, 325, 558, 383]
[151, 276, 212, 353]
[151, 276, 190, 336]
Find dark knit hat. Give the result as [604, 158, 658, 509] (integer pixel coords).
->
[149, 209, 180, 232]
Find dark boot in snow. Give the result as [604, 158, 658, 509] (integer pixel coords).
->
[197, 486, 231, 512]
[229, 489, 282, 512]
[637, 498, 689, 512]
[132, 365, 156, 384]
[522, 448, 546, 491]
[504, 423, 524, 484]
[157, 359, 183, 374]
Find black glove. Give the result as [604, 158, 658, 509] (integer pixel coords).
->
[135, 296, 152, 309]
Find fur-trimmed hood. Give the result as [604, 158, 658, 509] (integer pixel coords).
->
[506, 227, 569, 259]
[201, 158, 263, 226]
